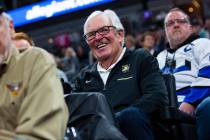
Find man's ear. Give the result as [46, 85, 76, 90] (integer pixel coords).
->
[189, 24, 193, 32]
[9, 20, 15, 39]
[117, 30, 124, 37]
[117, 30, 124, 45]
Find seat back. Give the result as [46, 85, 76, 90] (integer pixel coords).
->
[162, 74, 178, 108]
[65, 92, 127, 140]
[160, 74, 197, 140]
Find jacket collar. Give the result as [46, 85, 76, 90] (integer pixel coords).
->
[90, 47, 132, 72]
[0, 46, 19, 77]
[166, 34, 200, 53]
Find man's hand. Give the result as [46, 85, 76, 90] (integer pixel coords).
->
[179, 102, 195, 116]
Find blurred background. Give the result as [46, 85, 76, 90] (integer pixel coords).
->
[1, 0, 210, 82]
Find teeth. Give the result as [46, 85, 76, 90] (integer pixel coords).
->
[98, 44, 106, 48]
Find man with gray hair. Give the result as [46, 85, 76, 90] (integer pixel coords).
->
[72, 9, 168, 140]
[0, 7, 68, 140]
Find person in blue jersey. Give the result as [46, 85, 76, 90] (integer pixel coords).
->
[157, 8, 210, 140]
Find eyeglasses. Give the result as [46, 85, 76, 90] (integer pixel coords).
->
[165, 18, 189, 27]
[84, 26, 116, 41]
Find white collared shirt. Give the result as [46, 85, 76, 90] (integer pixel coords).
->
[97, 48, 126, 85]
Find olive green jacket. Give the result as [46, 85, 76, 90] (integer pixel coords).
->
[0, 46, 69, 140]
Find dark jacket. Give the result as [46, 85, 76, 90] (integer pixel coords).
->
[73, 48, 168, 116]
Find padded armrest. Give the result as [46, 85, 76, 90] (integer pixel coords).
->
[160, 107, 196, 124]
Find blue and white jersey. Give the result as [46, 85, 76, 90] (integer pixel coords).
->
[157, 36, 210, 106]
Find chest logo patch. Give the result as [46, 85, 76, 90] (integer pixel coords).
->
[6, 82, 23, 96]
[122, 64, 130, 73]
[184, 45, 192, 52]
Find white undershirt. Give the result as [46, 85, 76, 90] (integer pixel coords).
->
[97, 48, 126, 85]
[149, 48, 155, 55]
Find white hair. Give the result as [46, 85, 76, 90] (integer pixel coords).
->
[83, 9, 125, 46]
[1, 12, 12, 21]
[84, 9, 124, 33]
[0, 12, 13, 64]
[0, 12, 13, 28]
[83, 10, 102, 34]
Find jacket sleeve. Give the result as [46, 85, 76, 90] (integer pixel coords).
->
[183, 38, 210, 106]
[73, 70, 85, 92]
[133, 49, 168, 115]
[73, 66, 92, 92]
[0, 50, 69, 140]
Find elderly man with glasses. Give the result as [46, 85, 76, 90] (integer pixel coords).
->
[72, 9, 168, 140]
[157, 8, 210, 140]
[0, 7, 68, 140]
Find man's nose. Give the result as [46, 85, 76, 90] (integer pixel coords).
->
[95, 32, 103, 40]
[173, 21, 180, 28]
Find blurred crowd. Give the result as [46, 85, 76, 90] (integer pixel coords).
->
[50, 15, 210, 85]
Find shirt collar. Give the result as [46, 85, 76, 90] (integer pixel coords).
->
[3, 46, 19, 64]
[166, 33, 200, 53]
[0, 46, 19, 74]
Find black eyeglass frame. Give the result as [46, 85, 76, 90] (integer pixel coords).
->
[84, 25, 116, 41]
[165, 18, 189, 27]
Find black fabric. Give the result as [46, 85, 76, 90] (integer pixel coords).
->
[0, 6, 4, 15]
[156, 74, 197, 140]
[65, 92, 127, 140]
[60, 79, 72, 94]
[162, 74, 178, 107]
[0, 64, 7, 77]
[73, 48, 168, 116]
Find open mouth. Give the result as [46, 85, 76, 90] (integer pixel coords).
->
[97, 43, 107, 49]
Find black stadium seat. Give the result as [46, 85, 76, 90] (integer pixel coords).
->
[157, 74, 197, 140]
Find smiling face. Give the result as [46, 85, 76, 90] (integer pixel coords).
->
[165, 10, 192, 49]
[84, 14, 123, 65]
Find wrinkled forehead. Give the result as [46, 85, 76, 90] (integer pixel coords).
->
[165, 11, 188, 22]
